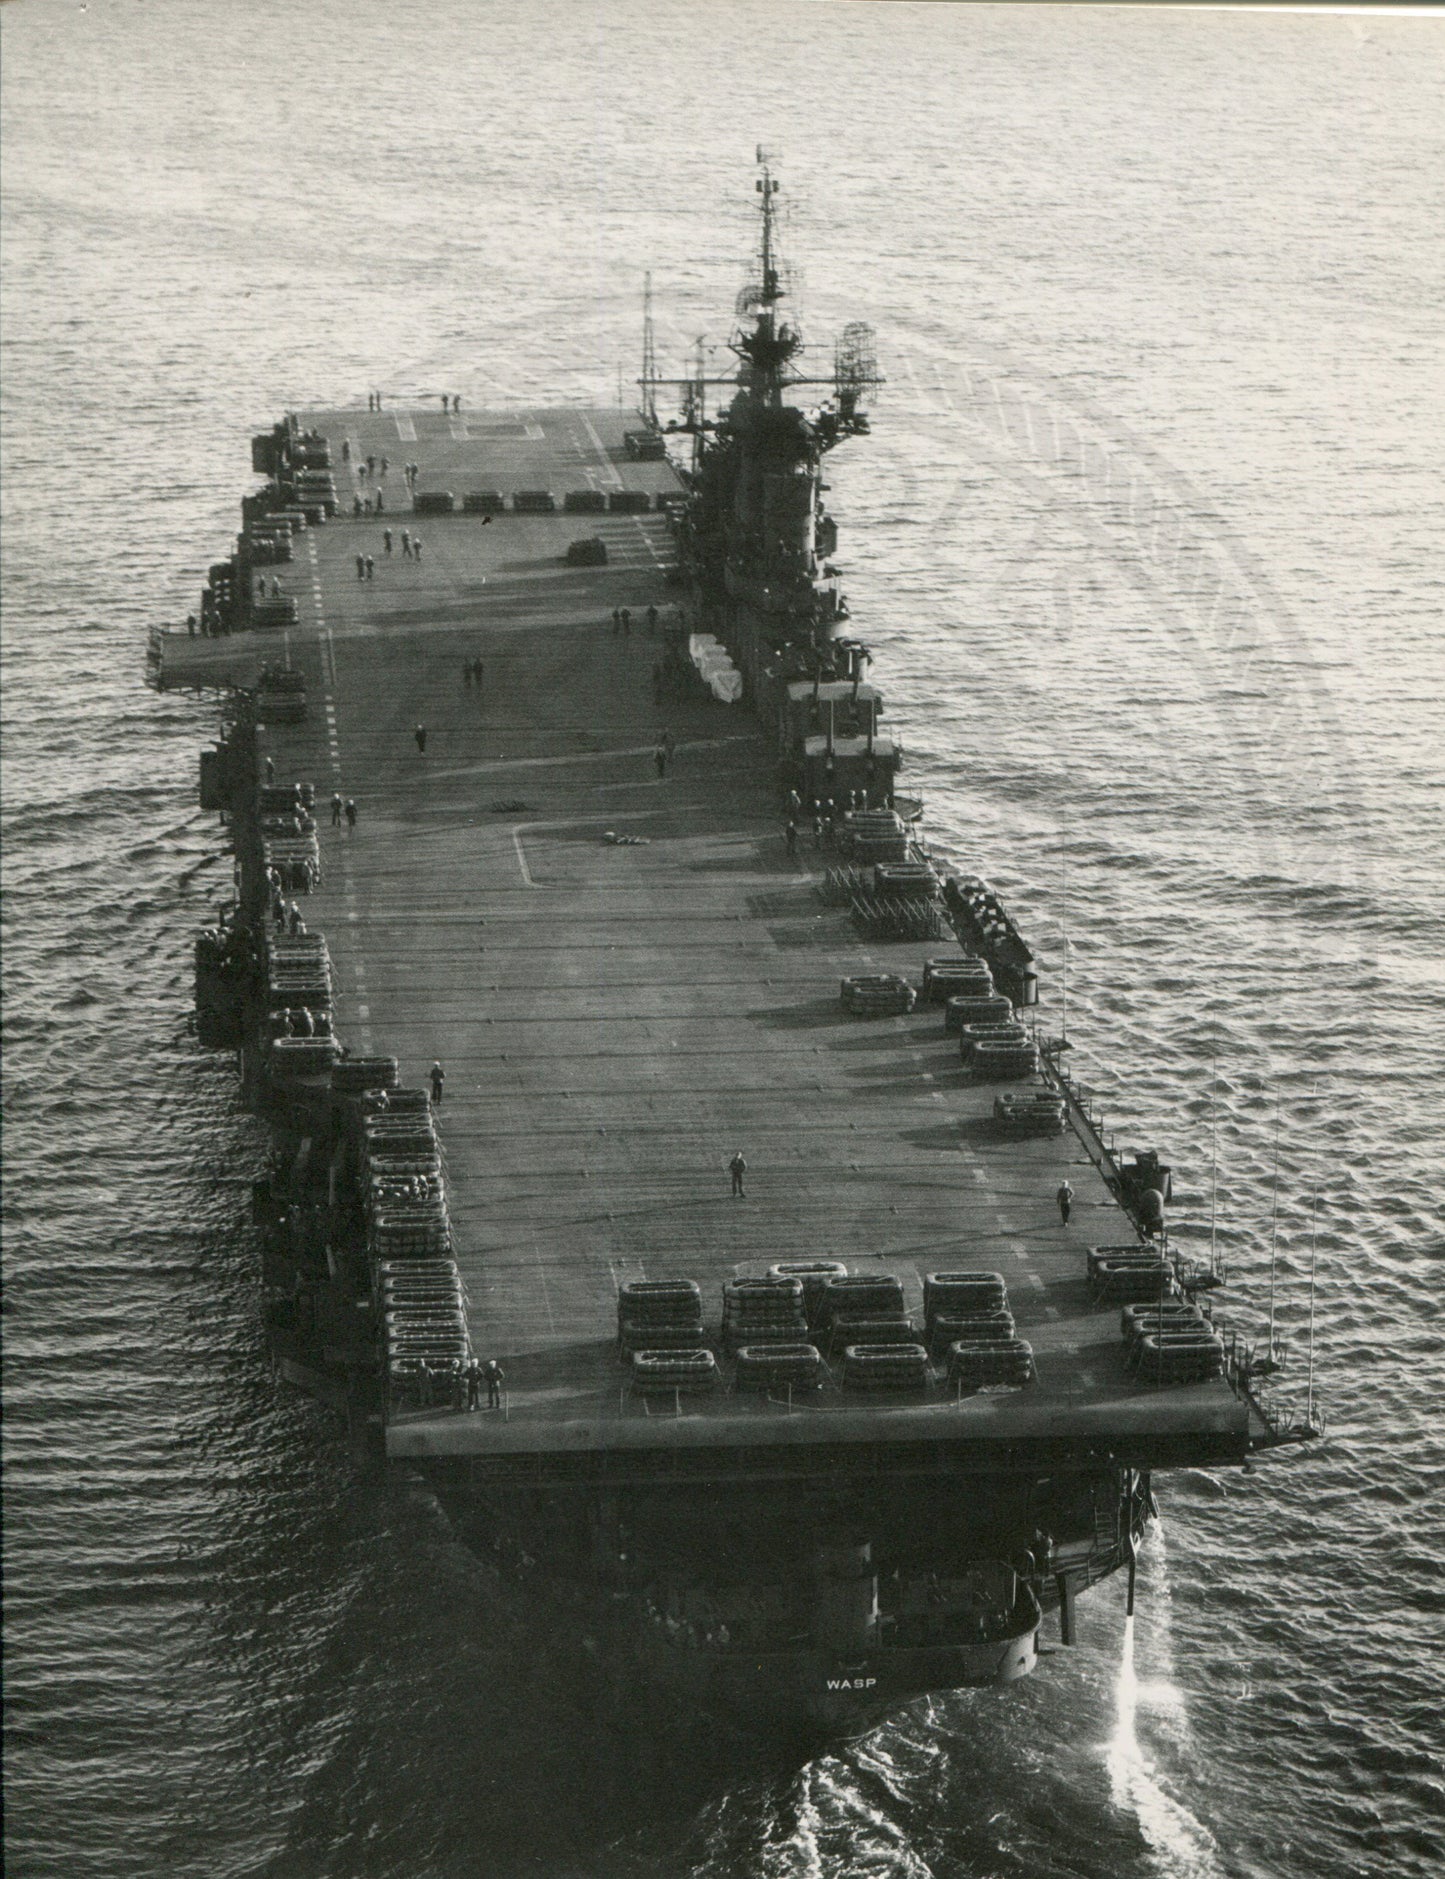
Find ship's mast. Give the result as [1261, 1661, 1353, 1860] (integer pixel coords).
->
[759, 156, 779, 303]
[638, 157, 880, 426]
[754, 156, 779, 406]
[757, 154, 781, 363]
[691, 334, 708, 475]
[641, 272, 658, 427]
[730, 148, 803, 411]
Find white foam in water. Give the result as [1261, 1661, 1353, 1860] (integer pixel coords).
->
[1106, 1532, 1225, 1879]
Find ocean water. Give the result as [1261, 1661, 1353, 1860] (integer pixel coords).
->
[3, 3, 1443, 1876]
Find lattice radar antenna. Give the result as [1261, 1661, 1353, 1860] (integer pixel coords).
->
[835, 321, 882, 411]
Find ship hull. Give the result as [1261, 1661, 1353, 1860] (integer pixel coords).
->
[424, 1462, 1144, 1751]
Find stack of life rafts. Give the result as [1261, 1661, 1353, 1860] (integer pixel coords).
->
[259, 782, 320, 892]
[256, 663, 307, 725]
[924, 1271, 1035, 1392]
[278, 431, 338, 520]
[839, 809, 910, 864]
[375, 1258, 470, 1409]
[616, 1280, 720, 1395]
[819, 1273, 929, 1392]
[994, 1089, 1068, 1137]
[363, 1093, 450, 1263]
[243, 492, 304, 630]
[715, 1275, 823, 1394]
[265, 930, 337, 1085]
[611, 1261, 1040, 1398]
[1120, 1297, 1224, 1387]
[923, 951, 1044, 1085]
[687, 633, 743, 703]
[839, 972, 916, 1016]
[246, 513, 295, 566]
[331, 1055, 471, 1408]
[732, 1259, 843, 1391]
[1087, 1242, 1172, 1305]
[722, 1276, 810, 1353]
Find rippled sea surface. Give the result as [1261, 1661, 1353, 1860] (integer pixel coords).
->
[4, 4, 1443, 1875]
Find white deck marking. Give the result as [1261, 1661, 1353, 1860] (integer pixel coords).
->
[394, 414, 417, 441]
[632, 517, 667, 566]
[511, 828, 537, 887]
[580, 415, 624, 487]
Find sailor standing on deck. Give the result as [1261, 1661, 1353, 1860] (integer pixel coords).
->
[1057, 1179, 1074, 1225]
[729, 1151, 747, 1198]
[430, 1060, 445, 1105]
[483, 1358, 504, 1409]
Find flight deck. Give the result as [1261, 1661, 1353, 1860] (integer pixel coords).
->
[161, 404, 1255, 1481]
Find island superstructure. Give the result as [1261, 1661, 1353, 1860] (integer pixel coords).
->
[161, 161, 1317, 1746]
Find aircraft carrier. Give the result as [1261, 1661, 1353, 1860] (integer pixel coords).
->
[158, 161, 1318, 1750]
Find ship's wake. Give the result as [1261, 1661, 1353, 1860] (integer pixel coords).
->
[1105, 1531, 1224, 1879]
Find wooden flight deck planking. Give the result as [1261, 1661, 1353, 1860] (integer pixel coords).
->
[164, 405, 1251, 1465]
